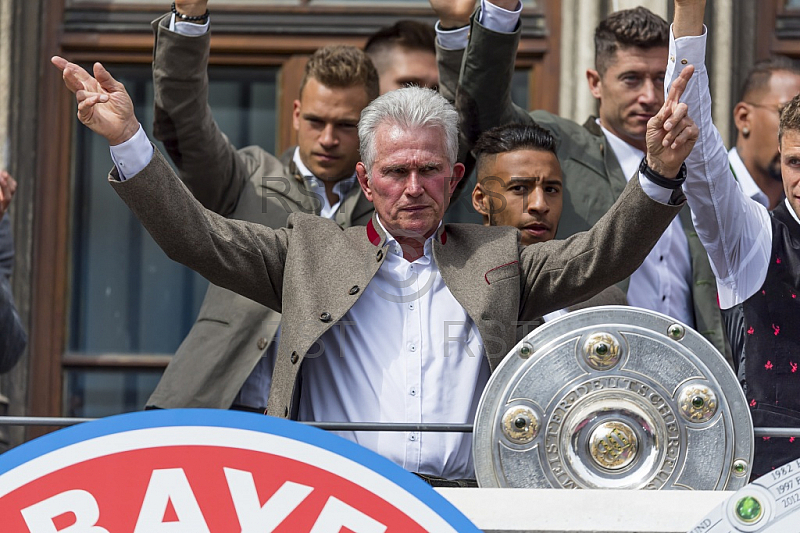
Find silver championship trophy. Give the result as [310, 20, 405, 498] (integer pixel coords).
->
[473, 306, 753, 490]
[688, 458, 800, 532]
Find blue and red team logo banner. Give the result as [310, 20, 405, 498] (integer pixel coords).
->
[0, 409, 481, 532]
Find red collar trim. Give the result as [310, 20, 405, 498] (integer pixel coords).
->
[367, 219, 381, 246]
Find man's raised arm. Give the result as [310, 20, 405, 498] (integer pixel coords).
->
[667, 0, 773, 309]
[447, 0, 535, 155]
[52, 57, 288, 312]
[519, 66, 699, 319]
[152, 0, 252, 215]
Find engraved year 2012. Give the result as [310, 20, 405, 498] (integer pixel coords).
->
[781, 492, 800, 509]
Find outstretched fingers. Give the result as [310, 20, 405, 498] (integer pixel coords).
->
[93, 62, 125, 95]
[665, 64, 695, 111]
[52, 56, 96, 95]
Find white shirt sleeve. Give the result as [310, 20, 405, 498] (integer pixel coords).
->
[638, 172, 678, 204]
[168, 13, 210, 36]
[434, 22, 469, 51]
[434, 1, 520, 50]
[666, 25, 772, 309]
[109, 125, 154, 181]
[479, 0, 521, 33]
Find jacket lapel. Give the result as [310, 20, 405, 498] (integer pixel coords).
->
[583, 117, 628, 199]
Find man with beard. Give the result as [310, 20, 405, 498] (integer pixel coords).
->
[730, 58, 800, 210]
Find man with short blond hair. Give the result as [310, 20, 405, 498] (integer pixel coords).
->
[146, 0, 378, 413]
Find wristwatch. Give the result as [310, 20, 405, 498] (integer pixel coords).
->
[638, 157, 687, 189]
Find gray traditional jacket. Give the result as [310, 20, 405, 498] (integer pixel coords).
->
[111, 148, 683, 418]
[146, 13, 373, 409]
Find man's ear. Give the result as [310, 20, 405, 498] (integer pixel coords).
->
[449, 162, 466, 194]
[586, 69, 602, 100]
[292, 99, 301, 132]
[356, 162, 373, 201]
[733, 101, 751, 138]
[472, 182, 490, 216]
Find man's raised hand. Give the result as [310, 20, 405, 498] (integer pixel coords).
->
[174, 0, 209, 18]
[429, 0, 477, 28]
[645, 65, 698, 178]
[51, 57, 139, 146]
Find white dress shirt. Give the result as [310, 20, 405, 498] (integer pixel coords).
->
[435, 0, 519, 50]
[728, 147, 771, 208]
[298, 217, 490, 479]
[601, 125, 694, 327]
[666, 26, 776, 309]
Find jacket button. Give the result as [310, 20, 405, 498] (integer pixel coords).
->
[376, 249, 383, 262]
[256, 337, 268, 350]
[319, 312, 332, 322]
[349, 285, 360, 295]
[290, 351, 299, 364]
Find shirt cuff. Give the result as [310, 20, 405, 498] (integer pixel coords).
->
[109, 125, 154, 181]
[479, 0, 522, 33]
[435, 22, 469, 50]
[669, 25, 707, 73]
[638, 171, 676, 205]
[168, 13, 210, 35]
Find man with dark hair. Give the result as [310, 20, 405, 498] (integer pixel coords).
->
[430, 0, 727, 359]
[145, 0, 378, 412]
[0, 170, 25, 373]
[730, 57, 800, 209]
[364, 20, 438, 94]
[472, 123, 562, 246]
[472, 123, 626, 332]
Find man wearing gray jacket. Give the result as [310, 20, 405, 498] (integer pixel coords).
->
[146, 1, 377, 412]
[54, 47, 698, 479]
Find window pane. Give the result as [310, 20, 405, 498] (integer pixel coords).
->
[65, 368, 163, 417]
[68, 64, 277, 411]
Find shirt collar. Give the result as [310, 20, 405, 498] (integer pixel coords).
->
[375, 215, 443, 260]
[729, 148, 770, 208]
[785, 198, 800, 227]
[292, 147, 357, 197]
[598, 120, 644, 182]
